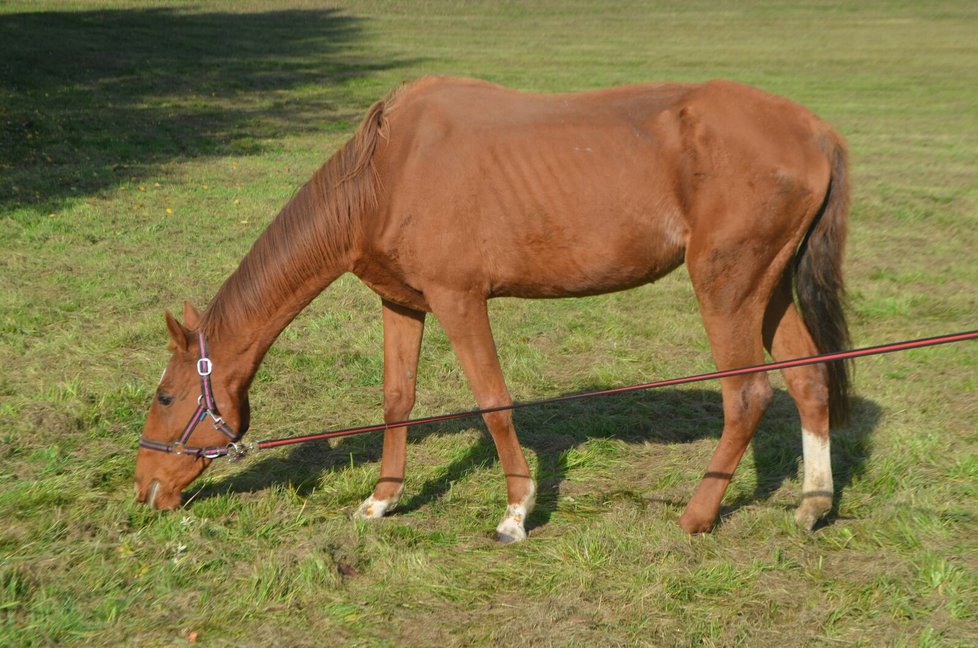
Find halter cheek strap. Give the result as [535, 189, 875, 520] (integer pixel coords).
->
[138, 332, 247, 460]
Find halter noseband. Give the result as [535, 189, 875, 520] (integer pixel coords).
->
[138, 332, 248, 460]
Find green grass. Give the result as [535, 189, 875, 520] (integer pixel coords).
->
[2, 1, 977, 645]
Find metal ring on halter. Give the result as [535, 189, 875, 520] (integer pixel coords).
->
[139, 331, 243, 461]
[226, 442, 250, 462]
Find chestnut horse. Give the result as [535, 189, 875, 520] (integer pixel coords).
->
[135, 76, 850, 541]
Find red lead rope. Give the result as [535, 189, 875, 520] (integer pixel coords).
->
[253, 329, 978, 452]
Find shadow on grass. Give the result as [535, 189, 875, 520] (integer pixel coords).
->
[0, 6, 414, 209]
[192, 386, 881, 533]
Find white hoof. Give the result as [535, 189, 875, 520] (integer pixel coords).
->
[354, 490, 401, 521]
[495, 481, 536, 544]
[496, 506, 528, 543]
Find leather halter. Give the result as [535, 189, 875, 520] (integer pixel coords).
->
[138, 332, 246, 460]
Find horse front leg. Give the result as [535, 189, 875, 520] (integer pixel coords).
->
[428, 291, 536, 543]
[355, 300, 425, 520]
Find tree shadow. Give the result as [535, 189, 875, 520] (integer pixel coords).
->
[191, 385, 881, 533]
[0, 7, 416, 209]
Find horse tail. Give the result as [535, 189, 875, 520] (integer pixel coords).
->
[794, 131, 852, 427]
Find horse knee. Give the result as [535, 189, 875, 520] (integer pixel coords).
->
[481, 409, 514, 434]
[383, 388, 415, 422]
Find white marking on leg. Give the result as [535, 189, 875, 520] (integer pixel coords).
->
[801, 427, 832, 496]
[496, 479, 536, 544]
[797, 427, 833, 530]
[354, 484, 403, 521]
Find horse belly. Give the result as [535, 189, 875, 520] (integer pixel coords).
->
[485, 203, 688, 299]
[475, 144, 688, 298]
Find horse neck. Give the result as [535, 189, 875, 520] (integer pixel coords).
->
[191, 94, 387, 390]
[199, 171, 366, 388]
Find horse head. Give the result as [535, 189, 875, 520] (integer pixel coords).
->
[134, 302, 250, 509]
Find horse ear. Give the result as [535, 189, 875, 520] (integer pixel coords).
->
[164, 310, 192, 353]
[182, 301, 201, 329]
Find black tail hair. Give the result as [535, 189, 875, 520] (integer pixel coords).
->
[794, 133, 852, 427]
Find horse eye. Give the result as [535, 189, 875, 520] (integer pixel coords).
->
[157, 393, 175, 406]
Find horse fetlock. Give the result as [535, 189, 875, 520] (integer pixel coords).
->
[496, 503, 529, 543]
[496, 481, 536, 543]
[797, 427, 833, 531]
[354, 488, 402, 521]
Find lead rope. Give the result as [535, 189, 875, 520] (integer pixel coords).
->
[215, 329, 976, 461]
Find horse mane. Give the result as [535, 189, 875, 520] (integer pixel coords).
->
[199, 90, 399, 338]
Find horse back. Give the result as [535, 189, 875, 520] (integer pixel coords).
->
[357, 77, 835, 306]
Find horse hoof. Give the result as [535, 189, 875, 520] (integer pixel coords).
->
[677, 510, 714, 535]
[495, 520, 527, 544]
[495, 505, 529, 543]
[794, 496, 832, 531]
[496, 529, 525, 544]
[354, 495, 395, 521]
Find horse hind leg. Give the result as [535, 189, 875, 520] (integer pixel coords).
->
[678, 235, 788, 533]
[763, 282, 834, 530]
[355, 300, 426, 520]
[678, 320, 774, 533]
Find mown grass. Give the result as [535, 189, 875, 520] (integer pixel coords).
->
[2, 1, 976, 646]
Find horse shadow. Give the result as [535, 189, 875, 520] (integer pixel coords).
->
[191, 386, 881, 532]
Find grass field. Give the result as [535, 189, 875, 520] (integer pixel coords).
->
[2, 1, 976, 645]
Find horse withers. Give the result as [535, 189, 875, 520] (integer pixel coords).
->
[135, 76, 851, 541]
